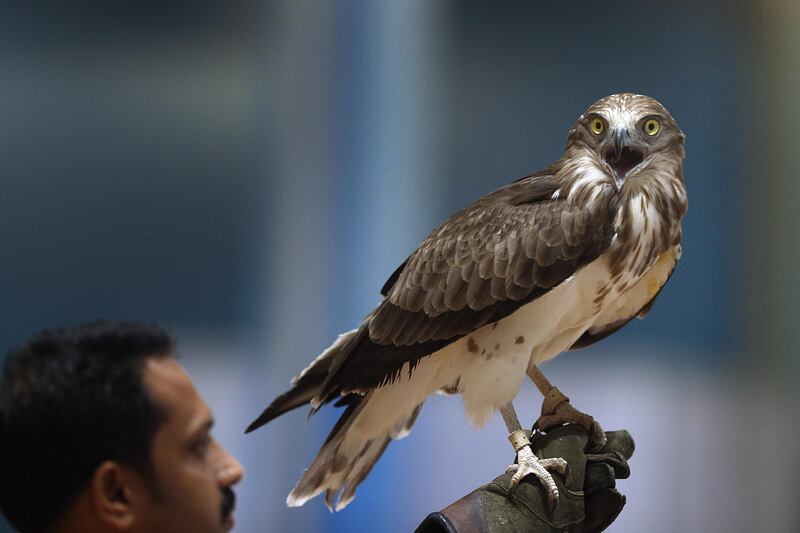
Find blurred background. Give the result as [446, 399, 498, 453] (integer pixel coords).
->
[2, 1, 799, 531]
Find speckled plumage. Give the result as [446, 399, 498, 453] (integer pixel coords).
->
[247, 93, 688, 511]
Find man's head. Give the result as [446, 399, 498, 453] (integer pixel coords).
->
[0, 320, 243, 533]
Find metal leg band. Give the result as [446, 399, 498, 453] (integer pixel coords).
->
[508, 428, 532, 452]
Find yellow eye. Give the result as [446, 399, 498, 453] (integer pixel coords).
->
[644, 118, 661, 136]
[590, 117, 605, 135]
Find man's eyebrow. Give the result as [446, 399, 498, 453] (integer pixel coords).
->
[191, 417, 214, 436]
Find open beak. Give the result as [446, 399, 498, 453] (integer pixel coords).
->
[603, 128, 644, 189]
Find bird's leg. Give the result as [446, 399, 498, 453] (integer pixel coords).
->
[527, 364, 606, 450]
[499, 402, 567, 509]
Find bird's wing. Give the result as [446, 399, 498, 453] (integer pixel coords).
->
[373, 177, 615, 345]
[319, 172, 618, 398]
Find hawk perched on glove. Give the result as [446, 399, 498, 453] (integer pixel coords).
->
[247, 93, 687, 510]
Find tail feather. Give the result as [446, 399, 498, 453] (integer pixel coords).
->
[245, 329, 359, 433]
[390, 402, 423, 440]
[287, 395, 424, 511]
[247, 325, 428, 509]
[327, 437, 391, 511]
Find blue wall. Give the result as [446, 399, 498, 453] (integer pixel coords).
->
[3, 2, 796, 532]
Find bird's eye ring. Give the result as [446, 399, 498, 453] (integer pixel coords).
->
[590, 118, 605, 135]
[644, 118, 661, 136]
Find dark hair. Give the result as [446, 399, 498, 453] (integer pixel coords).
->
[0, 320, 174, 533]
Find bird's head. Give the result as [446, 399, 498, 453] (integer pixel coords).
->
[566, 93, 685, 189]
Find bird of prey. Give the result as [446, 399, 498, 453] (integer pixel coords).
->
[247, 93, 687, 510]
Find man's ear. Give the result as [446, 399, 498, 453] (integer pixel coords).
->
[90, 461, 139, 530]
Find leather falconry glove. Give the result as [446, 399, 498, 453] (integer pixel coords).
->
[415, 425, 634, 533]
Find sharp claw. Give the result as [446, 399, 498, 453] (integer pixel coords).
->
[591, 421, 608, 449]
[547, 491, 559, 510]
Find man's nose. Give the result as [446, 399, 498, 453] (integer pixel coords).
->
[217, 449, 245, 486]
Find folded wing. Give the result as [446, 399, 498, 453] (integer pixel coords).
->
[318, 173, 618, 401]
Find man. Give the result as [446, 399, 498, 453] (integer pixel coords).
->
[0, 320, 244, 533]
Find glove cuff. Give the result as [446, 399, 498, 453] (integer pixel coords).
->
[414, 490, 486, 533]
